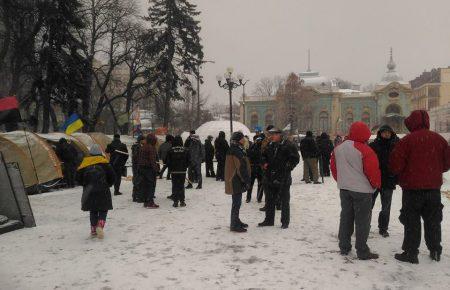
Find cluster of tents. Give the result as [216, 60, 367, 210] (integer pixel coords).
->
[0, 131, 112, 194]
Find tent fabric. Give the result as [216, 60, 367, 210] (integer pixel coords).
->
[88, 133, 112, 154]
[38, 133, 90, 156]
[0, 131, 63, 187]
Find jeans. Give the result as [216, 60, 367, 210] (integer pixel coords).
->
[372, 188, 393, 231]
[231, 193, 242, 229]
[90, 210, 108, 226]
[264, 181, 291, 226]
[189, 163, 202, 186]
[400, 189, 443, 255]
[172, 174, 186, 202]
[303, 158, 319, 182]
[338, 189, 372, 258]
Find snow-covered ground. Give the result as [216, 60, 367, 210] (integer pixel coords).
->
[1, 163, 450, 290]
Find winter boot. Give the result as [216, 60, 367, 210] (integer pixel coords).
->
[379, 229, 390, 238]
[180, 201, 186, 207]
[230, 227, 247, 233]
[90, 226, 97, 237]
[281, 224, 289, 229]
[196, 184, 202, 189]
[96, 220, 105, 239]
[394, 252, 419, 264]
[258, 220, 274, 227]
[239, 221, 248, 228]
[185, 184, 193, 189]
[259, 206, 267, 212]
[145, 202, 159, 209]
[114, 191, 122, 196]
[173, 201, 179, 208]
[430, 251, 441, 262]
[358, 252, 379, 260]
[167, 195, 174, 200]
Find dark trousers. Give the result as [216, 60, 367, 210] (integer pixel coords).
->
[322, 156, 331, 177]
[247, 168, 262, 201]
[205, 159, 215, 177]
[160, 164, 171, 179]
[63, 162, 76, 188]
[400, 189, 443, 255]
[372, 188, 393, 231]
[189, 163, 202, 186]
[338, 189, 372, 258]
[231, 193, 243, 229]
[217, 158, 225, 180]
[90, 210, 108, 226]
[172, 174, 186, 202]
[113, 166, 122, 193]
[138, 166, 157, 202]
[264, 182, 291, 226]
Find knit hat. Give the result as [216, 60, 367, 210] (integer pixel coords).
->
[268, 127, 282, 134]
[89, 144, 103, 156]
[231, 131, 244, 142]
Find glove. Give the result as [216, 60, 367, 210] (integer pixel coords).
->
[286, 162, 295, 171]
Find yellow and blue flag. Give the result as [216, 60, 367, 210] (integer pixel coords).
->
[61, 113, 84, 135]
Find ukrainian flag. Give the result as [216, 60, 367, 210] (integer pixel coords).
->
[61, 113, 84, 135]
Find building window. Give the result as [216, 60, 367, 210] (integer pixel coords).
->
[319, 111, 329, 133]
[265, 111, 274, 127]
[385, 104, 401, 115]
[250, 113, 259, 131]
[362, 111, 370, 125]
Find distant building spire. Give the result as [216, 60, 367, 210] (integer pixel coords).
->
[387, 47, 396, 72]
[307, 49, 311, 72]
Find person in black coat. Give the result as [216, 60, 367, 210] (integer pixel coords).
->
[105, 134, 129, 195]
[316, 132, 334, 177]
[369, 125, 399, 238]
[258, 128, 300, 229]
[77, 144, 115, 239]
[300, 131, 320, 184]
[55, 138, 79, 188]
[246, 135, 263, 203]
[131, 135, 144, 202]
[166, 136, 190, 207]
[204, 135, 216, 178]
[214, 131, 229, 181]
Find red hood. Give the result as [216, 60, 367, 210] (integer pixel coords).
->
[404, 110, 430, 132]
[347, 121, 371, 143]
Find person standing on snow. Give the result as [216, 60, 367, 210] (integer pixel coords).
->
[258, 128, 300, 229]
[186, 134, 204, 189]
[55, 138, 79, 188]
[300, 131, 320, 184]
[77, 144, 115, 239]
[204, 135, 216, 178]
[369, 125, 399, 238]
[390, 110, 450, 264]
[131, 135, 144, 203]
[316, 132, 334, 177]
[225, 131, 251, 233]
[246, 135, 263, 203]
[166, 136, 190, 207]
[158, 134, 174, 180]
[137, 134, 160, 208]
[215, 131, 229, 181]
[105, 134, 129, 196]
[331, 121, 381, 260]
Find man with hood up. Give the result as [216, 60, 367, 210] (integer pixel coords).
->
[105, 134, 129, 195]
[186, 134, 205, 189]
[166, 136, 190, 207]
[316, 132, 334, 177]
[215, 131, 229, 181]
[331, 122, 381, 260]
[369, 125, 399, 238]
[390, 110, 450, 264]
[204, 135, 216, 178]
[300, 131, 320, 184]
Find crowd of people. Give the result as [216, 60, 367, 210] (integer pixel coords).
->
[72, 110, 449, 265]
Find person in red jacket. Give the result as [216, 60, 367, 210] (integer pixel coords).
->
[390, 110, 450, 264]
[331, 122, 381, 260]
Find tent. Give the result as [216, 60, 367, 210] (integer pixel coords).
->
[182, 120, 252, 142]
[38, 133, 90, 156]
[0, 131, 63, 189]
[88, 132, 112, 154]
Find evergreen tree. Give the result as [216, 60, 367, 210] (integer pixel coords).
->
[145, 0, 204, 127]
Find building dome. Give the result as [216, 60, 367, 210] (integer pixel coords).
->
[380, 48, 406, 84]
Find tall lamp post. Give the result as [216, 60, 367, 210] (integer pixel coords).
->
[216, 67, 245, 135]
[240, 78, 249, 127]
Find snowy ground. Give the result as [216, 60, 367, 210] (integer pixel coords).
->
[1, 163, 450, 290]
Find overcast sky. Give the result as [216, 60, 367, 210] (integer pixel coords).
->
[138, 0, 450, 104]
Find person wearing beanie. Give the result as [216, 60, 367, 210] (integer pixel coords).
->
[331, 122, 381, 260]
[166, 136, 190, 207]
[225, 131, 251, 233]
[186, 134, 205, 189]
[300, 131, 320, 184]
[390, 110, 450, 264]
[258, 128, 300, 229]
[204, 135, 216, 178]
[131, 135, 145, 202]
[215, 131, 229, 181]
[369, 125, 399, 238]
[105, 133, 129, 195]
[158, 134, 174, 180]
[246, 135, 264, 203]
[77, 144, 116, 239]
[137, 134, 161, 208]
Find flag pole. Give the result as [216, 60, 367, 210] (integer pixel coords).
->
[22, 126, 41, 194]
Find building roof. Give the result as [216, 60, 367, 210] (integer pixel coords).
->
[379, 48, 409, 86]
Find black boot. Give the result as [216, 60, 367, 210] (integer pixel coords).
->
[259, 206, 266, 212]
[379, 229, 389, 238]
[180, 201, 186, 207]
[430, 251, 441, 262]
[281, 224, 289, 229]
[394, 252, 419, 264]
[196, 184, 202, 189]
[173, 201, 179, 208]
[246, 195, 251, 203]
[258, 220, 274, 227]
[230, 227, 247, 233]
[239, 220, 248, 228]
[185, 184, 193, 189]
[167, 195, 174, 200]
[358, 252, 379, 260]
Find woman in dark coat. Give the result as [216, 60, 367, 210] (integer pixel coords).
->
[317, 132, 334, 177]
[77, 144, 115, 238]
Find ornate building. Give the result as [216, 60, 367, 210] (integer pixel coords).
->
[240, 49, 412, 135]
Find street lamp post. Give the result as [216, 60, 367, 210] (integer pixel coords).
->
[217, 67, 245, 135]
[240, 79, 249, 127]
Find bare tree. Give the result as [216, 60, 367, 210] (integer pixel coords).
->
[253, 76, 285, 99]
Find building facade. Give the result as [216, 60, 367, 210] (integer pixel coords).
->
[410, 67, 450, 111]
[240, 50, 412, 135]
